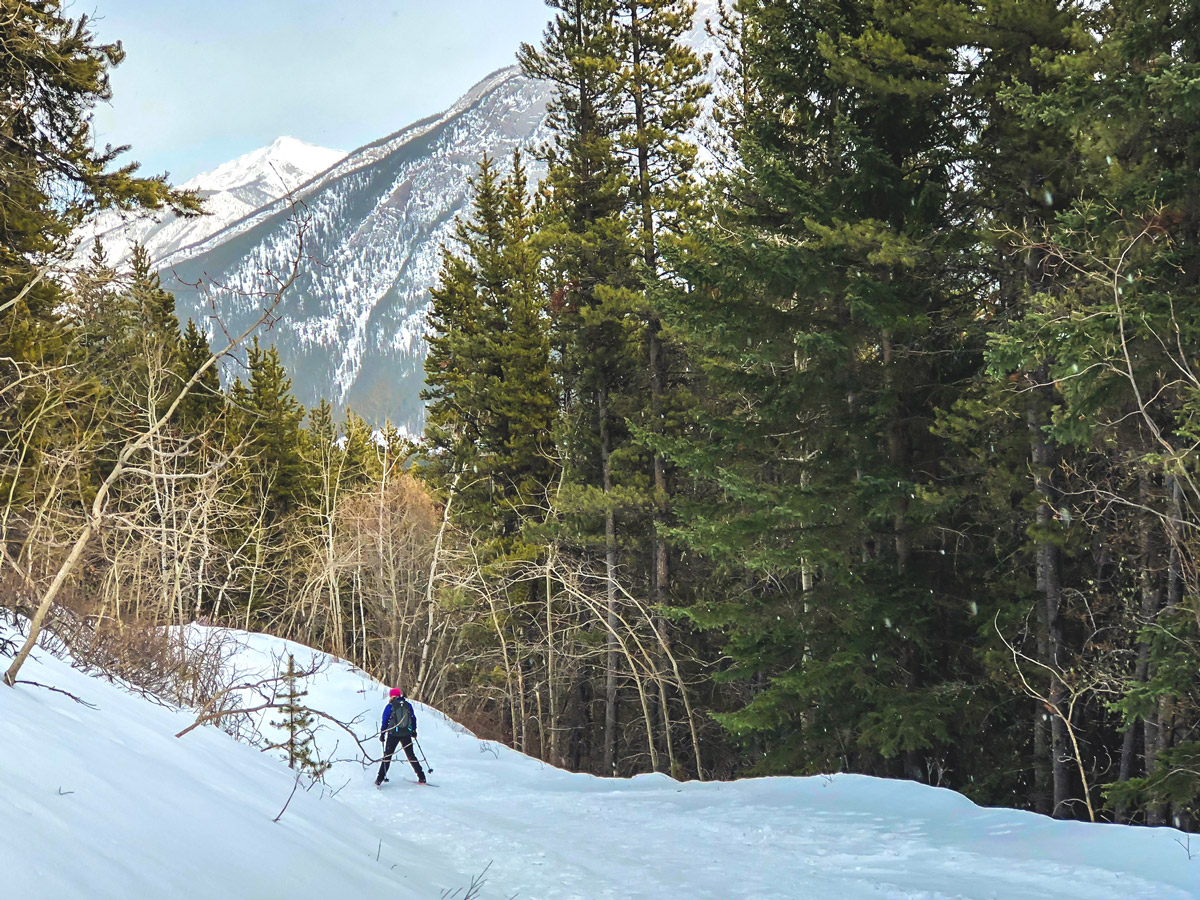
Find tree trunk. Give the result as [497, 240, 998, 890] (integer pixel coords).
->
[629, 2, 670, 606]
[1033, 690, 1052, 816]
[546, 550, 559, 768]
[1026, 378, 1071, 816]
[1160, 473, 1183, 825]
[1139, 474, 1166, 825]
[413, 472, 459, 699]
[600, 384, 619, 776]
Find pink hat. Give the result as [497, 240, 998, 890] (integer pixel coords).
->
[389, 688, 403, 698]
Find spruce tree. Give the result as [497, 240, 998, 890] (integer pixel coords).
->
[938, 0, 1092, 817]
[270, 654, 326, 777]
[0, 2, 197, 509]
[175, 320, 224, 430]
[613, 0, 709, 605]
[521, 0, 644, 774]
[977, 0, 1200, 825]
[422, 151, 560, 754]
[423, 152, 558, 551]
[660, 0, 984, 780]
[223, 339, 307, 625]
[236, 337, 307, 515]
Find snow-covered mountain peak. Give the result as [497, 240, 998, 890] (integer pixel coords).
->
[184, 136, 346, 196]
[157, 11, 729, 433]
[161, 67, 553, 429]
[71, 137, 346, 271]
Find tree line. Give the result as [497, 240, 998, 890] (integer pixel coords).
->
[422, 0, 1200, 828]
[3, 0, 1199, 830]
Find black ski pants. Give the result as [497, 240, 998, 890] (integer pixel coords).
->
[377, 730, 423, 783]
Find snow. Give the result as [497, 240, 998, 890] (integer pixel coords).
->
[2, 621, 1196, 900]
[154, 3, 725, 428]
[186, 137, 347, 197]
[70, 137, 346, 271]
[159, 67, 551, 426]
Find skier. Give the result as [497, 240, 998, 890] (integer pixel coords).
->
[375, 687, 426, 785]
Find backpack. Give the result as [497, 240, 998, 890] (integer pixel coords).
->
[386, 699, 413, 735]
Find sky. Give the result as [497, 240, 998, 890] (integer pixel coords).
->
[84, 0, 553, 184]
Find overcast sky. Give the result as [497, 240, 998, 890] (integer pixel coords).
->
[85, 0, 553, 184]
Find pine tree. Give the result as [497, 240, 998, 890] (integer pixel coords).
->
[660, 0, 986, 780]
[341, 410, 382, 489]
[977, 0, 1200, 825]
[934, 0, 1093, 817]
[175, 320, 224, 430]
[422, 153, 557, 550]
[521, 0, 645, 774]
[613, 0, 709, 605]
[236, 337, 307, 515]
[421, 151, 561, 755]
[0, 2, 198, 509]
[221, 339, 307, 625]
[128, 245, 181, 347]
[269, 654, 327, 777]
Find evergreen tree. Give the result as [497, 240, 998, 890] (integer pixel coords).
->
[934, 0, 1092, 817]
[421, 151, 560, 754]
[661, 0, 986, 781]
[269, 654, 327, 777]
[175, 320, 224, 430]
[522, 0, 646, 774]
[977, 0, 1200, 825]
[235, 338, 307, 515]
[0, 2, 197, 510]
[341, 410, 382, 489]
[423, 153, 557, 551]
[221, 339, 307, 625]
[128, 245, 181, 348]
[613, 0, 709, 605]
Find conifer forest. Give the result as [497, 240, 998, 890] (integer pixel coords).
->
[4, 0, 1200, 833]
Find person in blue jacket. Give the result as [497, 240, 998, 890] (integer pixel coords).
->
[376, 687, 425, 785]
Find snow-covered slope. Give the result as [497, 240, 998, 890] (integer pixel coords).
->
[3, 620, 1197, 900]
[73, 137, 346, 270]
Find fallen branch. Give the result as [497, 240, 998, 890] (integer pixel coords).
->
[14, 680, 98, 708]
[273, 772, 303, 823]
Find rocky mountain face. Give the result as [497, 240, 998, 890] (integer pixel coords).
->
[75, 137, 346, 270]
[158, 2, 721, 433]
[161, 68, 551, 431]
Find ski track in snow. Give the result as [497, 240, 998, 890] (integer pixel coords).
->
[212, 631, 1200, 899]
[3, 622, 1197, 900]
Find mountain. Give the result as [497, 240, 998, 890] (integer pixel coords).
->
[158, 3, 723, 433]
[4, 620, 1196, 899]
[74, 137, 346, 270]
[159, 67, 551, 431]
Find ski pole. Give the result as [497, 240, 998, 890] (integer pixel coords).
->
[414, 737, 433, 774]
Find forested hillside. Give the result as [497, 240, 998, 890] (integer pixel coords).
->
[3, 0, 1199, 836]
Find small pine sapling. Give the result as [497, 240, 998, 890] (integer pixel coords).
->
[269, 654, 330, 780]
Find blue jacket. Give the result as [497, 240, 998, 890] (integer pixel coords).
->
[380, 697, 416, 738]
